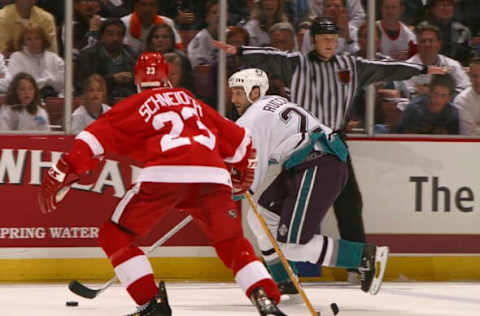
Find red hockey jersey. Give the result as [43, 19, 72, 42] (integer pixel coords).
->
[72, 87, 251, 187]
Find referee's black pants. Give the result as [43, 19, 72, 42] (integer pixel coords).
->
[332, 147, 366, 244]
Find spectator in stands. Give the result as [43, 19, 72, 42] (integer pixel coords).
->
[377, 0, 417, 60]
[63, 0, 104, 59]
[401, 0, 426, 27]
[0, 0, 57, 58]
[0, 72, 50, 131]
[98, 0, 131, 18]
[187, 0, 219, 68]
[228, 0, 255, 26]
[394, 74, 459, 134]
[313, 0, 365, 28]
[454, 0, 480, 57]
[402, 22, 470, 98]
[423, 0, 472, 65]
[244, 0, 290, 47]
[8, 23, 65, 98]
[144, 24, 194, 92]
[72, 73, 111, 134]
[0, 52, 8, 93]
[157, 0, 207, 30]
[75, 18, 136, 101]
[269, 22, 297, 52]
[301, 0, 359, 54]
[122, 0, 182, 56]
[454, 57, 480, 135]
[208, 26, 250, 117]
[284, 0, 313, 28]
[163, 52, 195, 93]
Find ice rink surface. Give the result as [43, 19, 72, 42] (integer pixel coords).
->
[1, 281, 479, 316]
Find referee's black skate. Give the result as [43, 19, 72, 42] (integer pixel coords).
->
[125, 281, 172, 316]
[358, 244, 389, 295]
[250, 287, 287, 316]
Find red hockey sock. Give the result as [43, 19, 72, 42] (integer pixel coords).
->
[246, 278, 281, 304]
[126, 274, 158, 306]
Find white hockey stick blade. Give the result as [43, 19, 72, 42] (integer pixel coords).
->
[369, 246, 389, 295]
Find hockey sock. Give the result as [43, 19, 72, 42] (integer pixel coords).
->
[334, 240, 365, 269]
[265, 256, 298, 284]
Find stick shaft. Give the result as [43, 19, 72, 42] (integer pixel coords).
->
[245, 192, 318, 316]
[70, 215, 193, 297]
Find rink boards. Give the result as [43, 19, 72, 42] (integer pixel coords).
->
[0, 135, 479, 281]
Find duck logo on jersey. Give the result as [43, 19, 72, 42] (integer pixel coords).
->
[278, 224, 288, 237]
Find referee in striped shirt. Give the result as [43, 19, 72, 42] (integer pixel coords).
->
[214, 17, 448, 275]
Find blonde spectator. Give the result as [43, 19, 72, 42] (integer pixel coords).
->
[0, 0, 57, 58]
[244, 0, 290, 47]
[1, 72, 49, 131]
[72, 74, 111, 134]
[8, 23, 65, 98]
[454, 58, 480, 135]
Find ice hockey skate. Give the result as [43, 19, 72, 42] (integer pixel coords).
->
[358, 244, 389, 295]
[278, 280, 302, 304]
[125, 281, 172, 316]
[250, 287, 287, 316]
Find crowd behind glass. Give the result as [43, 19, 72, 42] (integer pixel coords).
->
[0, 0, 479, 136]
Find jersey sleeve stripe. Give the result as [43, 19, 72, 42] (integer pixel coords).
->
[75, 131, 105, 156]
[224, 129, 252, 164]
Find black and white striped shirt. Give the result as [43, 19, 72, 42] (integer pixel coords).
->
[240, 46, 426, 130]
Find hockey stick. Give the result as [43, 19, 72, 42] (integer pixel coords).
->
[245, 192, 338, 316]
[68, 215, 194, 299]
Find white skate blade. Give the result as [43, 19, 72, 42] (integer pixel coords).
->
[279, 293, 303, 305]
[369, 246, 389, 295]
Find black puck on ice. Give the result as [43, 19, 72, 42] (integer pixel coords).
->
[66, 301, 79, 307]
[330, 302, 339, 315]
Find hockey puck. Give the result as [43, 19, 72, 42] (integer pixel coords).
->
[330, 302, 339, 315]
[66, 301, 79, 307]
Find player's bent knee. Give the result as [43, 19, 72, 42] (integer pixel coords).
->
[213, 237, 258, 273]
[98, 221, 135, 258]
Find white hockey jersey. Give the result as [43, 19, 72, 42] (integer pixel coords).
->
[236, 95, 333, 193]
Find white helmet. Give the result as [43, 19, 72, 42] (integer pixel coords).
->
[228, 68, 269, 103]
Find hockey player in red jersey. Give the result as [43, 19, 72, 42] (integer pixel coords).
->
[38, 52, 286, 316]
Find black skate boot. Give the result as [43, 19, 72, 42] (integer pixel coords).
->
[250, 287, 287, 316]
[125, 281, 172, 316]
[358, 244, 389, 295]
[278, 280, 298, 295]
[358, 244, 376, 293]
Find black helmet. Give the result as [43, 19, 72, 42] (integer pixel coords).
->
[310, 17, 338, 36]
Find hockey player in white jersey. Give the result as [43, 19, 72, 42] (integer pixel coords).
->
[229, 68, 390, 299]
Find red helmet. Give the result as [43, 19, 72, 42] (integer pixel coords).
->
[134, 52, 170, 89]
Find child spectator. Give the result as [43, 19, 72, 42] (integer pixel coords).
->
[394, 74, 459, 134]
[8, 23, 65, 98]
[1, 72, 50, 131]
[72, 74, 111, 134]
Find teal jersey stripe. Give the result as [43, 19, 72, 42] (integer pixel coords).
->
[289, 167, 315, 243]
